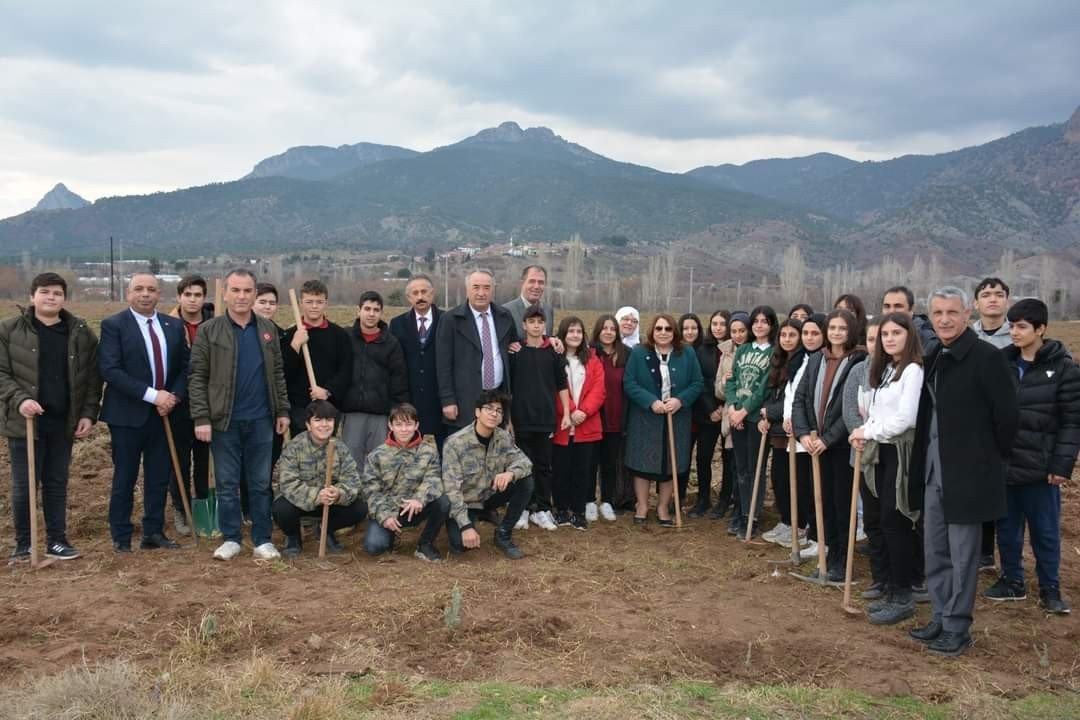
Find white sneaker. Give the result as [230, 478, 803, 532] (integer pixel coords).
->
[585, 502, 598, 522]
[173, 509, 191, 536]
[762, 522, 789, 544]
[530, 511, 557, 531]
[776, 527, 802, 548]
[543, 510, 559, 530]
[599, 502, 617, 522]
[253, 542, 280, 560]
[213, 541, 242, 561]
[855, 521, 867, 543]
[514, 510, 530, 531]
[799, 540, 825, 560]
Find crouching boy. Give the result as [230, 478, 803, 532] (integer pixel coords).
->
[360, 403, 450, 561]
[443, 390, 534, 559]
[273, 400, 367, 556]
[985, 299, 1079, 614]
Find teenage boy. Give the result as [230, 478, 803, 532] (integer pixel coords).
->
[282, 279, 352, 435]
[341, 290, 409, 473]
[359, 402, 449, 561]
[166, 274, 214, 535]
[984, 299, 1078, 614]
[273, 400, 367, 557]
[443, 390, 534, 559]
[0, 273, 102, 561]
[509, 305, 570, 531]
[881, 285, 938, 354]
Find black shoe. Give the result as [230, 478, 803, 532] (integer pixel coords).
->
[45, 539, 80, 560]
[554, 510, 573, 527]
[869, 592, 916, 626]
[633, 515, 648, 525]
[928, 630, 971, 657]
[570, 514, 588, 531]
[141, 533, 181, 550]
[860, 581, 886, 600]
[494, 529, 523, 560]
[113, 541, 133, 554]
[984, 577, 1026, 602]
[709, 504, 728, 520]
[687, 503, 710, 519]
[868, 592, 893, 614]
[855, 543, 872, 557]
[282, 534, 302, 558]
[9, 545, 30, 563]
[909, 621, 943, 644]
[657, 517, 675, 528]
[325, 531, 345, 555]
[414, 543, 443, 562]
[1039, 587, 1071, 615]
[978, 554, 996, 573]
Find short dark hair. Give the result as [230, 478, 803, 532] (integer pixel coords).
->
[225, 268, 257, 285]
[523, 304, 546, 321]
[882, 286, 915, 310]
[975, 277, 1010, 298]
[388, 402, 420, 424]
[521, 264, 547, 280]
[256, 282, 278, 299]
[300, 279, 329, 298]
[30, 272, 67, 297]
[305, 399, 339, 422]
[1007, 298, 1048, 330]
[358, 290, 383, 308]
[475, 389, 510, 416]
[177, 274, 207, 296]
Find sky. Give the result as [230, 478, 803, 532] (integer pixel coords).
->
[2, 1, 1078, 219]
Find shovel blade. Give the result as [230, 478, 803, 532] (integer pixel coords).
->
[192, 489, 220, 538]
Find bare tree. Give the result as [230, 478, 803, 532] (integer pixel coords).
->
[642, 256, 662, 309]
[662, 246, 677, 308]
[564, 233, 585, 304]
[780, 244, 806, 308]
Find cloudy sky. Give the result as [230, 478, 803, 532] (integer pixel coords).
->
[2, 1, 1077, 219]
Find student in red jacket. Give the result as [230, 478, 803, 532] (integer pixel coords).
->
[553, 316, 606, 530]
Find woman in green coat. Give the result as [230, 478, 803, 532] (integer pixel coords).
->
[623, 313, 703, 526]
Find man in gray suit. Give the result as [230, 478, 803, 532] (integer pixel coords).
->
[503, 265, 554, 341]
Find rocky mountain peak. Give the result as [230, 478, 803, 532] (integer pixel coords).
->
[31, 183, 90, 212]
[1065, 105, 1080, 144]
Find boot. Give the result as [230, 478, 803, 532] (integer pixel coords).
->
[282, 534, 302, 557]
[494, 528, 524, 560]
[869, 590, 916, 625]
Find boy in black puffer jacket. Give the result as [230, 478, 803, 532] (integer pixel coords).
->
[985, 299, 1080, 614]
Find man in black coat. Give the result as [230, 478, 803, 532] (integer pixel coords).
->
[907, 287, 1018, 656]
[388, 274, 446, 450]
[436, 269, 516, 431]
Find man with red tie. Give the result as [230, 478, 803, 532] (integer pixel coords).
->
[99, 272, 189, 552]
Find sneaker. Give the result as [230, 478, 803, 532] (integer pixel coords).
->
[978, 553, 996, 573]
[584, 502, 598, 522]
[928, 630, 971, 657]
[855, 521, 867, 543]
[282, 534, 302, 558]
[799, 540, 824, 560]
[494, 529, 524, 560]
[570, 514, 588, 531]
[9, 544, 31, 563]
[530, 511, 557, 531]
[554, 510, 573, 527]
[213, 541, 242, 561]
[1039, 587, 1071, 615]
[598, 502, 617, 522]
[414, 543, 443, 562]
[253, 542, 280, 560]
[984, 577, 1026, 602]
[45, 540, 80, 560]
[778, 528, 807, 549]
[869, 592, 916, 626]
[763, 522, 789, 544]
[173, 509, 191, 536]
[325, 531, 345, 555]
[514, 510, 530, 531]
[860, 582, 886, 600]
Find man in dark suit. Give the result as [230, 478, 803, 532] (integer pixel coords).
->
[436, 269, 516, 432]
[502, 265, 555, 341]
[388, 274, 446, 449]
[99, 272, 189, 552]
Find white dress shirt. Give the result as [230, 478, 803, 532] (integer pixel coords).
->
[130, 308, 168, 404]
[470, 304, 504, 388]
[415, 309, 433, 335]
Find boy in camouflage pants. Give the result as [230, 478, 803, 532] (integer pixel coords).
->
[360, 403, 450, 561]
[272, 400, 367, 556]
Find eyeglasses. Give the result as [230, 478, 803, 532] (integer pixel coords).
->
[480, 405, 504, 416]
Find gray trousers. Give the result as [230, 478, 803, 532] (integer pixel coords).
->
[923, 417, 981, 634]
[341, 412, 388, 474]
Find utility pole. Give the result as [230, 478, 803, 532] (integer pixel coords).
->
[444, 254, 450, 308]
[109, 236, 115, 302]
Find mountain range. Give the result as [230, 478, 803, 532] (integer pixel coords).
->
[5, 106, 1079, 275]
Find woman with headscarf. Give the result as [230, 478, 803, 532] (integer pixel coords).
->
[615, 306, 641, 348]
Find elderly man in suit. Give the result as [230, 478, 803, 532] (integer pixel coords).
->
[503, 265, 555, 341]
[436, 269, 516, 432]
[388, 274, 446, 449]
[99, 271, 189, 552]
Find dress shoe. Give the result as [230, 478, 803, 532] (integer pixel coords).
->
[928, 630, 971, 657]
[908, 620, 942, 644]
[141, 533, 181, 550]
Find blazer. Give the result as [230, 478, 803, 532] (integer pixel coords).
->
[99, 309, 189, 428]
[502, 296, 554, 341]
[388, 307, 444, 436]
[435, 302, 516, 428]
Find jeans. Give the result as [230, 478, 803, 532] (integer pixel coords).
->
[8, 428, 73, 547]
[996, 482, 1061, 590]
[552, 438, 595, 515]
[108, 420, 170, 544]
[272, 495, 368, 537]
[363, 495, 449, 554]
[447, 475, 535, 550]
[212, 417, 274, 546]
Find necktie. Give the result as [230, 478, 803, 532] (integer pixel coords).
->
[147, 318, 165, 390]
[418, 315, 428, 344]
[480, 312, 495, 390]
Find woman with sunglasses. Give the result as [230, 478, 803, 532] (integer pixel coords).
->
[623, 314, 704, 526]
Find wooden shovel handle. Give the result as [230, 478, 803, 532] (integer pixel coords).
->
[318, 438, 336, 559]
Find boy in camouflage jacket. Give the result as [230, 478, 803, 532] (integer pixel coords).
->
[272, 400, 367, 556]
[443, 390, 534, 559]
[360, 403, 450, 561]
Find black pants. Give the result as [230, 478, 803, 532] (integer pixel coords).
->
[553, 438, 595, 515]
[272, 495, 368, 536]
[716, 447, 736, 513]
[362, 495, 449, 554]
[694, 423, 722, 508]
[168, 412, 210, 511]
[8, 428, 73, 547]
[516, 431, 553, 513]
[730, 423, 766, 524]
[589, 431, 623, 505]
[982, 520, 996, 559]
[108, 420, 170, 544]
[446, 475, 535, 550]
[769, 444, 791, 525]
[820, 445, 852, 570]
[860, 462, 888, 586]
[877, 444, 919, 592]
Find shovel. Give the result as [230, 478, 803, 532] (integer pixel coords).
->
[163, 416, 196, 547]
[790, 431, 831, 586]
[192, 278, 224, 539]
[318, 438, 337, 558]
[842, 447, 864, 615]
[666, 413, 682, 528]
[768, 435, 802, 566]
[743, 428, 769, 544]
[24, 417, 55, 569]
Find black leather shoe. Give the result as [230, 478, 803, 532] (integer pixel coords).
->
[141, 533, 181, 550]
[909, 620, 943, 644]
[113, 541, 132, 554]
[928, 630, 971, 657]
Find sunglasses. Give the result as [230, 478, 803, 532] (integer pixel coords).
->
[654, 325, 673, 331]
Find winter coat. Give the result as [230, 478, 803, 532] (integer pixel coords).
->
[274, 431, 361, 512]
[442, 423, 533, 528]
[909, 328, 1019, 524]
[435, 302, 516, 428]
[693, 342, 722, 424]
[0, 307, 102, 439]
[281, 320, 353, 412]
[554, 349, 606, 445]
[623, 345, 703, 475]
[340, 321, 409, 415]
[792, 348, 869, 449]
[360, 432, 444, 523]
[1002, 340, 1080, 485]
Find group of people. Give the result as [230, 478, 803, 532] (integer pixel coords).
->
[2, 266, 1076, 658]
